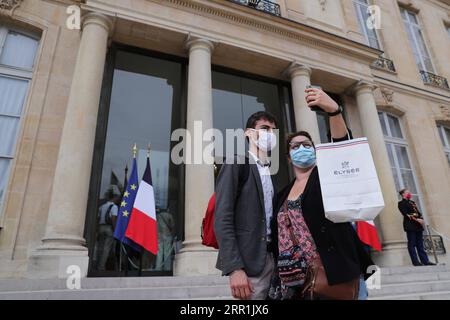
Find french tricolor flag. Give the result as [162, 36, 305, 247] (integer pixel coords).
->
[125, 157, 158, 255]
[356, 220, 382, 252]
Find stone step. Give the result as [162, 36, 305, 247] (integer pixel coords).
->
[368, 279, 450, 297]
[0, 284, 232, 300]
[369, 290, 450, 300]
[2, 265, 450, 300]
[380, 264, 450, 275]
[0, 275, 229, 292]
[380, 270, 450, 284]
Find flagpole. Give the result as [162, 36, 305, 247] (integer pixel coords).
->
[148, 142, 159, 270]
[123, 164, 128, 191]
[126, 143, 137, 276]
[131, 143, 144, 276]
[137, 144, 151, 277]
[119, 163, 129, 273]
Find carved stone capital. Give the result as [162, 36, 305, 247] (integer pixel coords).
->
[185, 34, 215, 55]
[82, 12, 115, 36]
[347, 80, 378, 96]
[283, 61, 312, 80]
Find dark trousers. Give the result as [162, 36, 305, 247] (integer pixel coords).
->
[406, 230, 429, 265]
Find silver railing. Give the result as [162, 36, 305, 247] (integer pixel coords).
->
[228, 0, 282, 16]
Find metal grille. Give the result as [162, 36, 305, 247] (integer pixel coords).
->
[420, 70, 450, 90]
[228, 0, 281, 16]
[423, 235, 446, 255]
[372, 56, 396, 73]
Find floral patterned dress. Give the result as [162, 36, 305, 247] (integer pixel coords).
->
[269, 194, 319, 299]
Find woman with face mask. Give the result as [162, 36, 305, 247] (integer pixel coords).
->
[268, 87, 374, 300]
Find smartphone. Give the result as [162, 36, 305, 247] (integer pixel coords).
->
[306, 85, 325, 112]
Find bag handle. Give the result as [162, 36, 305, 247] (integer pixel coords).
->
[330, 129, 351, 143]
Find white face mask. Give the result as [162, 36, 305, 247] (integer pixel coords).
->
[250, 129, 277, 152]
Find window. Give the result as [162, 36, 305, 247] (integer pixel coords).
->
[400, 8, 435, 73]
[353, 0, 381, 49]
[378, 112, 424, 211]
[437, 125, 450, 166]
[0, 26, 39, 219]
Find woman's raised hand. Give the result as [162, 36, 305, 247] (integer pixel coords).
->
[305, 87, 339, 113]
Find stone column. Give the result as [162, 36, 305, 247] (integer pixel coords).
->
[352, 81, 409, 267]
[173, 37, 219, 275]
[28, 13, 114, 278]
[284, 62, 321, 143]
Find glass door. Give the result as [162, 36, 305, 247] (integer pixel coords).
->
[85, 46, 187, 277]
[211, 68, 294, 190]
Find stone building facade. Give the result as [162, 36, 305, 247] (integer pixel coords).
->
[0, 0, 449, 279]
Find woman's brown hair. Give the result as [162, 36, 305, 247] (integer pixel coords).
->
[286, 131, 315, 155]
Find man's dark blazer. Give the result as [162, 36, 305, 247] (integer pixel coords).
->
[398, 198, 424, 232]
[214, 156, 275, 277]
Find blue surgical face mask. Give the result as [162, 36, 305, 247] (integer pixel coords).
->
[290, 145, 316, 169]
[250, 129, 277, 152]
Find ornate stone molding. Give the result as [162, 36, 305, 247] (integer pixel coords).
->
[0, 0, 21, 10]
[397, 0, 415, 9]
[376, 102, 407, 117]
[380, 87, 394, 104]
[155, 0, 381, 63]
[440, 105, 450, 120]
[0, 0, 22, 16]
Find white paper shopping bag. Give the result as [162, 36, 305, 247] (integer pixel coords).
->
[315, 137, 385, 223]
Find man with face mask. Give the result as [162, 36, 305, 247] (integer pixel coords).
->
[214, 111, 278, 300]
[398, 189, 435, 266]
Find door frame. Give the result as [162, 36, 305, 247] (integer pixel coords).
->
[84, 43, 188, 277]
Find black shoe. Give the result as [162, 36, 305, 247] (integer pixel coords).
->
[424, 262, 436, 266]
[413, 262, 423, 266]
